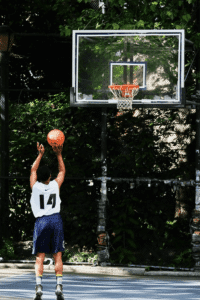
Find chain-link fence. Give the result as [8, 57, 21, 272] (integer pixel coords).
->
[0, 99, 196, 267]
[0, 29, 197, 268]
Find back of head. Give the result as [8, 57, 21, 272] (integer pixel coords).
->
[37, 165, 51, 183]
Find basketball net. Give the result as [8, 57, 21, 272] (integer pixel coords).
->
[109, 79, 139, 111]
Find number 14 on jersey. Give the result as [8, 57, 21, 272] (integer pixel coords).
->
[40, 194, 56, 209]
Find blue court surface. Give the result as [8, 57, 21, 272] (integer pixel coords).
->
[0, 272, 200, 300]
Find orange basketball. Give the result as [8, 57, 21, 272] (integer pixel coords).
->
[47, 129, 65, 146]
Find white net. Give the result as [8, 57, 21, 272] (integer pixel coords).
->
[109, 85, 139, 111]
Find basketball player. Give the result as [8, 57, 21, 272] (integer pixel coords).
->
[30, 142, 66, 300]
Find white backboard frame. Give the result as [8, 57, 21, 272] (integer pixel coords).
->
[71, 29, 185, 108]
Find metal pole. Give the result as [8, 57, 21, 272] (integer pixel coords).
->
[97, 108, 110, 265]
[0, 50, 9, 244]
[190, 3, 200, 271]
[195, 0, 200, 210]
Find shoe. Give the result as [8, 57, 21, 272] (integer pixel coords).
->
[55, 284, 65, 300]
[33, 284, 43, 300]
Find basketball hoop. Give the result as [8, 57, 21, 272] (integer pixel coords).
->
[108, 79, 139, 110]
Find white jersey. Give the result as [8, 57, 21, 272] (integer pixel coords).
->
[30, 180, 61, 218]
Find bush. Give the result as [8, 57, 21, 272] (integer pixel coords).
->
[62, 249, 98, 264]
[0, 238, 17, 260]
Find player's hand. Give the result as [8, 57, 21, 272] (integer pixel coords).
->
[37, 142, 45, 155]
[52, 145, 63, 155]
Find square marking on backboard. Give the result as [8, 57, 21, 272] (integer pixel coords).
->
[110, 62, 147, 90]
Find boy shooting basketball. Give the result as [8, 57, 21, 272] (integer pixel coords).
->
[30, 142, 66, 300]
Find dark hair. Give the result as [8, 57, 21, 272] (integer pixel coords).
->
[37, 165, 51, 182]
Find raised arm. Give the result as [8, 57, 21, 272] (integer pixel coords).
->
[52, 145, 66, 189]
[30, 143, 45, 189]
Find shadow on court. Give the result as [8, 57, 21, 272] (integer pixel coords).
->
[0, 271, 200, 300]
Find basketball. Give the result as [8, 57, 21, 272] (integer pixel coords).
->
[47, 129, 65, 146]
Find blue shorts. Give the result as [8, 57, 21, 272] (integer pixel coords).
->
[32, 213, 65, 255]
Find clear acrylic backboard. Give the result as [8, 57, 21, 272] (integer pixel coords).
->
[70, 30, 185, 108]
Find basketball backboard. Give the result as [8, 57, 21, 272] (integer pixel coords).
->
[71, 30, 185, 108]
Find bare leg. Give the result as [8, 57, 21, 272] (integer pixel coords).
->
[53, 252, 63, 275]
[35, 253, 45, 276]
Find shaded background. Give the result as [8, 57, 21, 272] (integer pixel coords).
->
[0, 0, 199, 267]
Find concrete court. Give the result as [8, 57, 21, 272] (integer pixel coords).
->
[1, 270, 200, 300]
